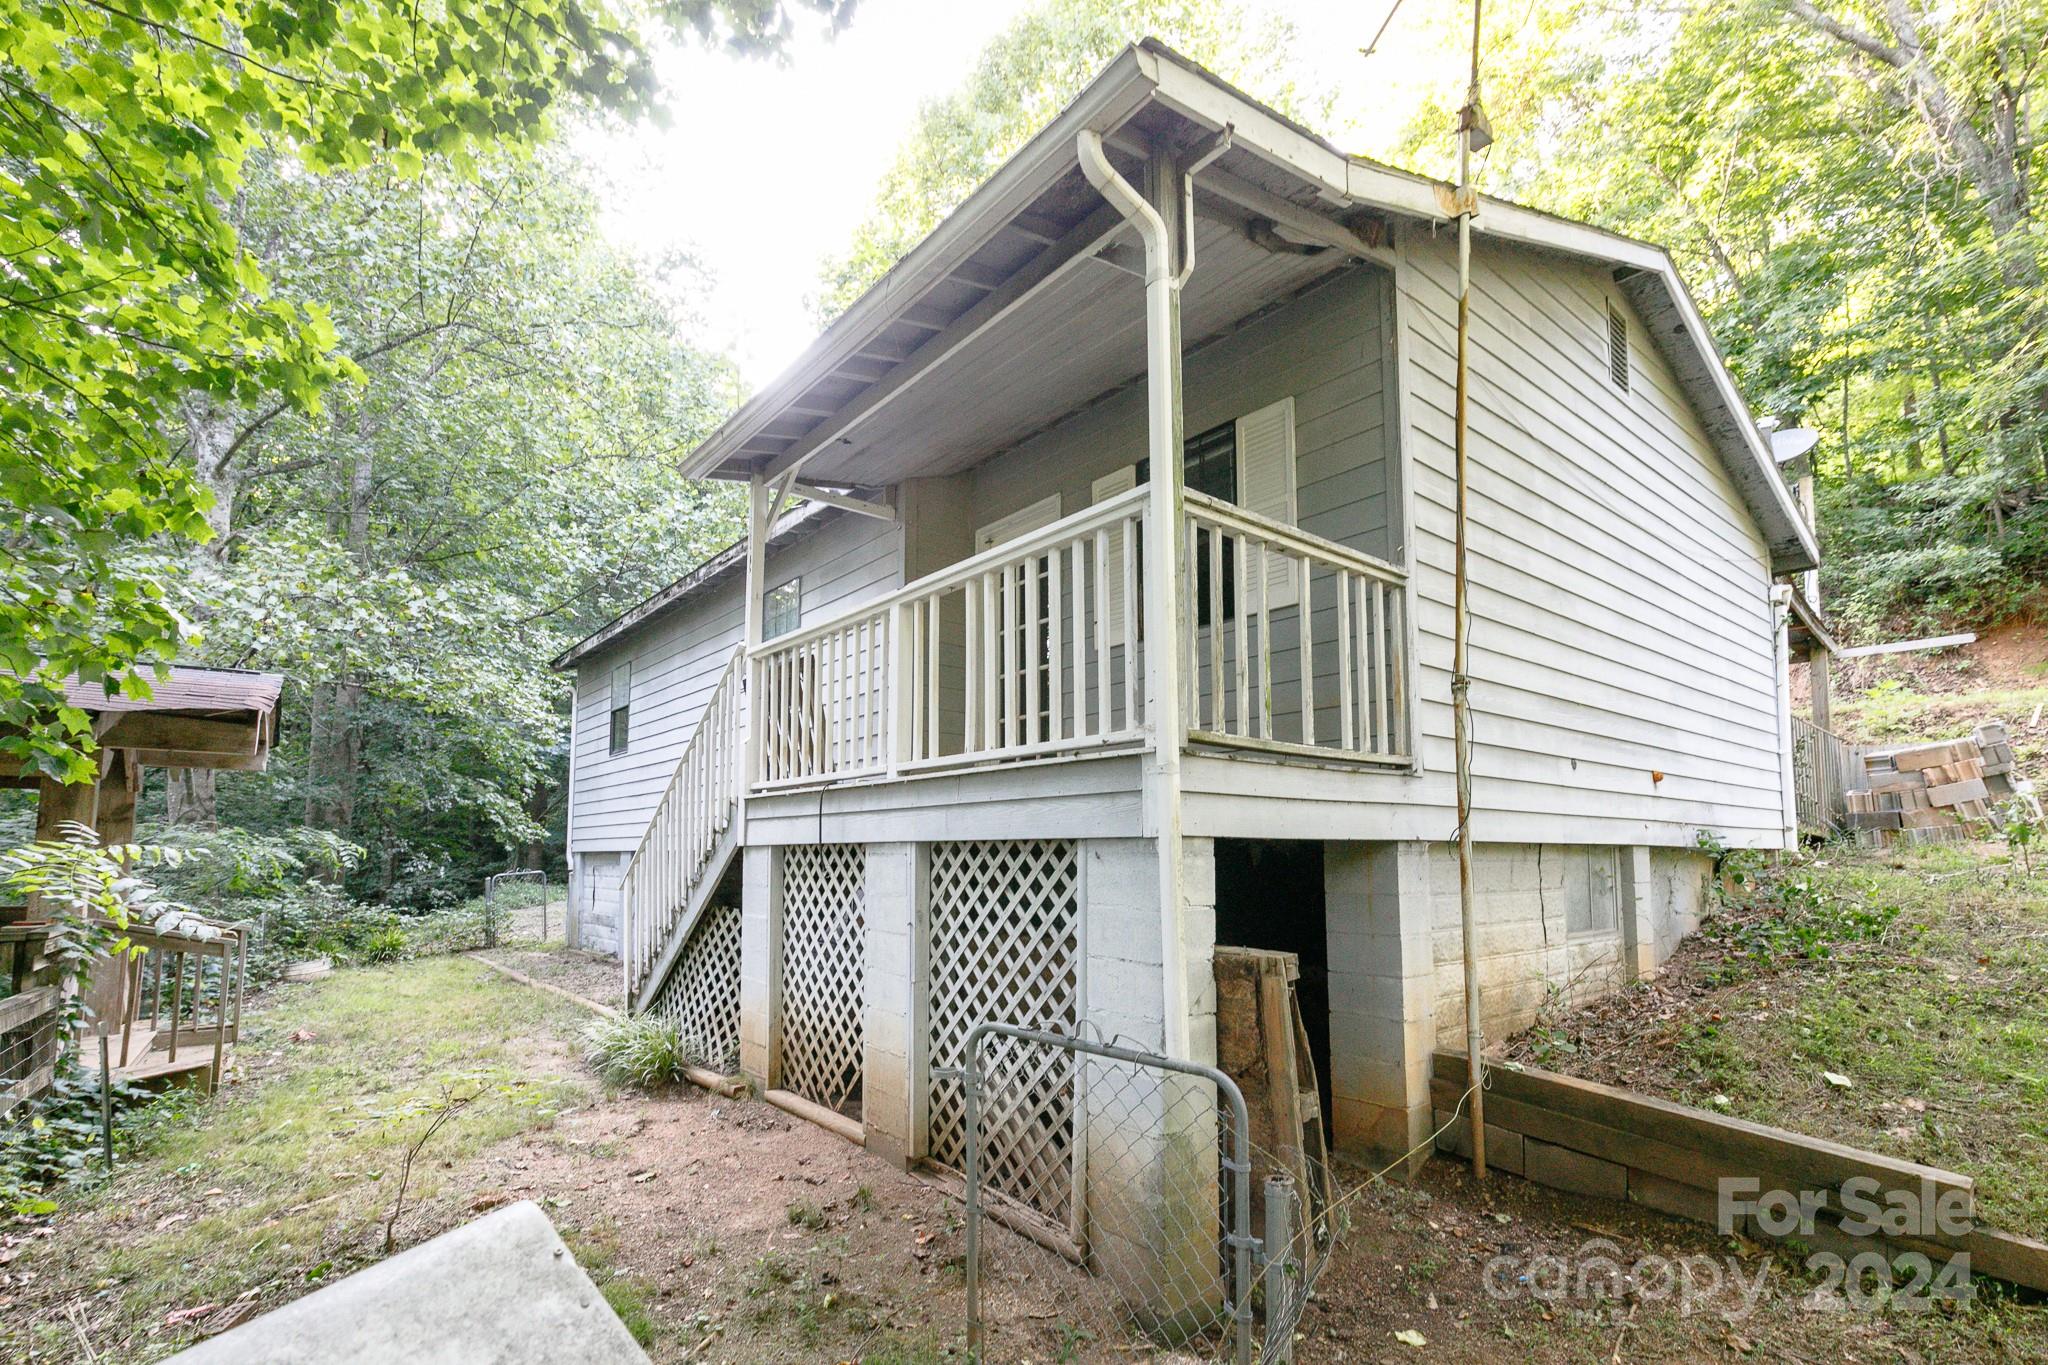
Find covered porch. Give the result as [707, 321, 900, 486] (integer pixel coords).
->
[680, 46, 1421, 803]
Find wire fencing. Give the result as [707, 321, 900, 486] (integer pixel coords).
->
[481, 869, 551, 949]
[955, 1023, 1340, 1363]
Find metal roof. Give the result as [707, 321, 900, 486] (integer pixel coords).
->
[59, 666, 283, 716]
[678, 39, 1819, 576]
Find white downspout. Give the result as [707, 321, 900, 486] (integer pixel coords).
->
[1077, 129, 1190, 1061]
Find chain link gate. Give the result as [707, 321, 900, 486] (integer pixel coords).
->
[954, 1023, 1319, 1364]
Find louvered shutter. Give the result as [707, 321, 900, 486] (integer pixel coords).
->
[1089, 466, 1137, 638]
[974, 493, 1061, 552]
[1235, 396, 1298, 609]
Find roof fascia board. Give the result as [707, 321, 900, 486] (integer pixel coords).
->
[679, 49, 1157, 481]
[1197, 168, 1394, 268]
[1617, 266, 1819, 573]
[1133, 45, 1352, 202]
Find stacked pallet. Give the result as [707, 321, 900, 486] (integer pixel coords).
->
[1845, 723, 2019, 842]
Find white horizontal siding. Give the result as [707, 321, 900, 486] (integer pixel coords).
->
[569, 513, 903, 852]
[1387, 230, 1786, 847]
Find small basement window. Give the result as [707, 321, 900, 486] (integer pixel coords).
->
[608, 661, 631, 755]
[1606, 302, 1630, 392]
[765, 578, 801, 639]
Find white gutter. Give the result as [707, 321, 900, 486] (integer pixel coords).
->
[1077, 128, 1191, 1062]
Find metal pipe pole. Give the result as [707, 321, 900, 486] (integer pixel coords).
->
[1453, 0, 1488, 1179]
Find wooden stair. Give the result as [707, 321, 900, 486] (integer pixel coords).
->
[88, 1027, 223, 1093]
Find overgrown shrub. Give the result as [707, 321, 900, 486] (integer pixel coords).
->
[583, 1015, 712, 1088]
[1703, 864, 1902, 984]
[0, 1072, 157, 1215]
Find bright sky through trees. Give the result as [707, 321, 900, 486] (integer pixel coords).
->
[578, 0, 1464, 384]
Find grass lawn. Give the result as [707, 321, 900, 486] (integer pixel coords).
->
[3, 956, 601, 1361]
[1508, 839, 2048, 1240]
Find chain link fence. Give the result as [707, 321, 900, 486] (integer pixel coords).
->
[955, 1023, 1340, 1363]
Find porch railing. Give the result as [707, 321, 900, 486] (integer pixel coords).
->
[1181, 490, 1410, 765]
[749, 482, 1410, 789]
[622, 647, 744, 998]
[898, 483, 1149, 772]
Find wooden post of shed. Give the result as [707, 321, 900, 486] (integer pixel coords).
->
[1808, 645, 1832, 734]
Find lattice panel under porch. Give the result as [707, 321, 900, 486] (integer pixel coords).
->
[780, 843, 866, 1118]
[647, 901, 742, 1074]
[926, 839, 1081, 1229]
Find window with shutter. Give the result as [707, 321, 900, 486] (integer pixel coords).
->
[974, 493, 1061, 552]
[764, 577, 801, 639]
[975, 495, 1062, 742]
[1234, 396, 1298, 609]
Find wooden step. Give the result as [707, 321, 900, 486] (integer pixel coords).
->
[94, 1050, 218, 1094]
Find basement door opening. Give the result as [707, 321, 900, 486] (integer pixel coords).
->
[1212, 837, 1331, 1124]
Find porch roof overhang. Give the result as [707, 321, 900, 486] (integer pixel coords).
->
[1786, 584, 1841, 658]
[681, 39, 1819, 577]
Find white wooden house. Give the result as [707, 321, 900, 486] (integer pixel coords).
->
[553, 41, 1816, 1213]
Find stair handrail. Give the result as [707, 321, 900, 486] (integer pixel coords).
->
[620, 647, 745, 1000]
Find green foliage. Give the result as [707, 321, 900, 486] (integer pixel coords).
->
[0, 1071, 156, 1216]
[2000, 798, 2042, 875]
[1374, 0, 2048, 638]
[582, 1014, 712, 1088]
[814, 0, 1328, 320]
[158, 147, 747, 907]
[1703, 866, 1903, 984]
[0, 0, 844, 779]
[0, 827, 197, 1050]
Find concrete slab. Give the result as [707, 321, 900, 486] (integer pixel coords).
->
[169, 1201, 649, 1364]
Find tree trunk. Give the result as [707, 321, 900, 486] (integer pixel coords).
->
[303, 680, 362, 837]
[1903, 381, 1923, 473]
[165, 767, 218, 830]
[167, 395, 246, 832]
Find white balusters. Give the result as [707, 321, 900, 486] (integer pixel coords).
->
[621, 648, 744, 1000]
[1180, 490, 1410, 764]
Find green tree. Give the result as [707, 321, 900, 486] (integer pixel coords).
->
[1372, 0, 2047, 636]
[1, 0, 843, 781]
[814, 0, 1327, 321]
[152, 150, 742, 895]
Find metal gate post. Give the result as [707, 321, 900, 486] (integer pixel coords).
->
[1262, 1174, 1297, 1363]
[1226, 1093, 1255, 1365]
[961, 1047, 985, 1359]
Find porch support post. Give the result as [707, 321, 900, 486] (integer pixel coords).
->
[739, 843, 783, 1091]
[744, 471, 768, 796]
[1080, 131, 1191, 1060]
[861, 842, 927, 1168]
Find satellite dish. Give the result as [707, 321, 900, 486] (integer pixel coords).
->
[1770, 428, 1821, 464]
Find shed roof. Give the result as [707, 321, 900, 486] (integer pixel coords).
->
[59, 666, 283, 717]
[680, 39, 1818, 575]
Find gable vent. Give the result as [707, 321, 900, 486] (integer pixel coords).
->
[1606, 303, 1630, 392]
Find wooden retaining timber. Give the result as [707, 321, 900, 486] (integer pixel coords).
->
[1432, 1052, 2048, 1294]
[466, 953, 748, 1100]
